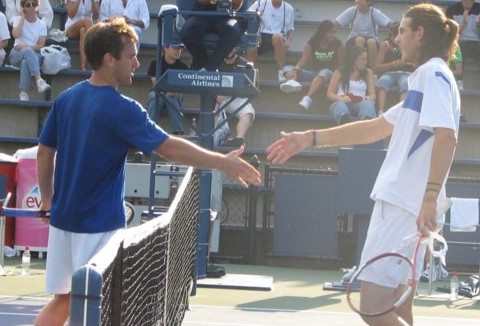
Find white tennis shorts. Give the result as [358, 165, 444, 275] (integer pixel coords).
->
[359, 200, 427, 287]
[45, 225, 123, 294]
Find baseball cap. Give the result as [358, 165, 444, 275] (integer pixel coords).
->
[163, 41, 186, 48]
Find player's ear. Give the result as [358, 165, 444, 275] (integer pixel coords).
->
[103, 52, 115, 67]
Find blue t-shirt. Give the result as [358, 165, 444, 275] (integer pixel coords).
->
[39, 80, 169, 233]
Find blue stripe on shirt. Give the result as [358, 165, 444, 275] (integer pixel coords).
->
[403, 90, 423, 113]
[435, 71, 451, 87]
[408, 129, 434, 158]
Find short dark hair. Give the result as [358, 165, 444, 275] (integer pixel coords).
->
[84, 17, 138, 70]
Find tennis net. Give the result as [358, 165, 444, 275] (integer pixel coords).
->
[70, 167, 200, 326]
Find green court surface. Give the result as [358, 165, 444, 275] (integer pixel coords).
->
[1, 258, 479, 325]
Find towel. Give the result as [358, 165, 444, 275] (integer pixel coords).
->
[450, 197, 479, 232]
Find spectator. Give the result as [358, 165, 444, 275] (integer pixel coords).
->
[373, 21, 414, 114]
[34, 17, 261, 326]
[181, 0, 245, 71]
[65, 0, 99, 70]
[0, 11, 9, 66]
[280, 19, 345, 110]
[6, 0, 53, 29]
[446, 0, 480, 72]
[147, 41, 188, 135]
[450, 45, 464, 91]
[247, 0, 294, 81]
[335, 0, 394, 68]
[216, 48, 255, 148]
[326, 45, 376, 125]
[99, 0, 150, 50]
[9, 0, 50, 101]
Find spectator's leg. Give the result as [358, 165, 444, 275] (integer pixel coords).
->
[366, 38, 378, 69]
[147, 91, 160, 122]
[357, 100, 377, 120]
[235, 112, 253, 139]
[182, 16, 211, 70]
[165, 95, 185, 134]
[206, 17, 242, 71]
[66, 19, 93, 70]
[9, 48, 40, 91]
[271, 33, 286, 70]
[306, 75, 326, 98]
[329, 100, 350, 125]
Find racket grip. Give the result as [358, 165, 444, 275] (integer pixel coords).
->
[1, 207, 50, 218]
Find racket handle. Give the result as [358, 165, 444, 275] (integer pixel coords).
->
[1, 207, 50, 218]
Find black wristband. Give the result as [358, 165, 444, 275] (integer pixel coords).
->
[311, 130, 317, 147]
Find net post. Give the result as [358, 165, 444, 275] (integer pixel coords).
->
[70, 265, 103, 326]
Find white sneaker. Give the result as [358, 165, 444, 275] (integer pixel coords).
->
[278, 70, 287, 82]
[341, 265, 357, 283]
[439, 264, 449, 279]
[19, 91, 29, 101]
[280, 80, 302, 93]
[37, 79, 51, 93]
[299, 96, 313, 110]
[457, 80, 464, 91]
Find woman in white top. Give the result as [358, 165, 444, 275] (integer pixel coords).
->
[8, 0, 50, 101]
[327, 45, 376, 124]
[99, 0, 149, 50]
[0, 12, 10, 66]
[6, 0, 53, 29]
[65, 0, 99, 70]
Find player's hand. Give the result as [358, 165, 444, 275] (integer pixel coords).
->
[266, 131, 311, 164]
[222, 146, 261, 187]
[417, 198, 437, 236]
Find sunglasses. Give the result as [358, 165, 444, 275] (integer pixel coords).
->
[23, 2, 39, 8]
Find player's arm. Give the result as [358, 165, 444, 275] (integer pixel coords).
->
[267, 117, 394, 164]
[418, 127, 457, 233]
[154, 136, 261, 187]
[37, 144, 56, 212]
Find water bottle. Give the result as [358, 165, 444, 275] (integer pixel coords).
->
[21, 246, 31, 276]
[450, 271, 459, 301]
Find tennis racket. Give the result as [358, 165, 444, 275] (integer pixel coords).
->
[0, 193, 50, 218]
[347, 199, 452, 317]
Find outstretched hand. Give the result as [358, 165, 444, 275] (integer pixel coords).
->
[266, 131, 311, 164]
[223, 146, 261, 188]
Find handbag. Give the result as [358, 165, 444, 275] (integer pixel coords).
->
[40, 45, 71, 74]
[213, 109, 231, 146]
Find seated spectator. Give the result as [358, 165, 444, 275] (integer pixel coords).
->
[215, 48, 255, 147]
[280, 20, 345, 110]
[446, 0, 480, 71]
[9, 0, 50, 101]
[6, 0, 53, 29]
[335, 0, 394, 69]
[373, 21, 414, 114]
[99, 0, 149, 50]
[247, 0, 294, 81]
[182, 0, 245, 71]
[450, 45, 464, 91]
[326, 45, 376, 125]
[147, 41, 188, 135]
[0, 11, 10, 66]
[65, 0, 99, 70]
